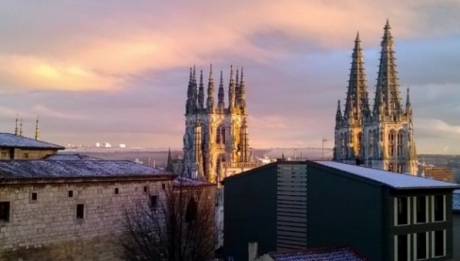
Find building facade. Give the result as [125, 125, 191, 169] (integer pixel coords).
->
[334, 21, 417, 174]
[182, 65, 260, 183]
[223, 161, 459, 261]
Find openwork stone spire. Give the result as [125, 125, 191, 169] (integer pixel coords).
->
[239, 68, 247, 114]
[217, 70, 225, 111]
[198, 70, 205, 110]
[344, 32, 370, 124]
[373, 20, 402, 117]
[228, 65, 235, 112]
[206, 64, 215, 111]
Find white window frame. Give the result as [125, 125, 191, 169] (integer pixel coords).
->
[394, 197, 411, 226]
[413, 196, 428, 224]
[394, 234, 411, 261]
[413, 232, 429, 260]
[431, 230, 446, 258]
[431, 195, 446, 222]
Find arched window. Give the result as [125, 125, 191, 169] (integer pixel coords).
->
[357, 132, 362, 156]
[216, 126, 221, 144]
[221, 127, 226, 144]
[340, 133, 345, 157]
[397, 130, 403, 157]
[388, 131, 395, 157]
[344, 133, 349, 157]
[368, 129, 373, 158]
[388, 162, 394, 172]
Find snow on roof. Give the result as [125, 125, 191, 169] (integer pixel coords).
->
[0, 133, 64, 149]
[453, 190, 460, 212]
[173, 176, 214, 187]
[0, 159, 168, 180]
[269, 247, 366, 261]
[316, 161, 460, 190]
[46, 153, 100, 160]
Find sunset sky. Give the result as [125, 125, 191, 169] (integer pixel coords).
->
[0, 1, 460, 153]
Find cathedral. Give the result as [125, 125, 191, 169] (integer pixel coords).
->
[182, 65, 260, 183]
[334, 20, 418, 175]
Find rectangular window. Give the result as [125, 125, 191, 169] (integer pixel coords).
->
[0, 201, 10, 222]
[414, 232, 428, 260]
[396, 234, 410, 261]
[162, 183, 166, 190]
[68, 190, 73, 197]
[115, 188, 119, 194]
[395, 197, 409, 225]
[23, 153, 29, 159]
[76, 204, 84, 219]
[433, 195, 445, 222]
[31, 192, 38, 201]
[432, 230, 446, 257]
[150, 196, 158, 210]
[415, 196, 427, 223]
[144, 186, 148, 193]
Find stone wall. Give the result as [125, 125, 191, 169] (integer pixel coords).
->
[0, 178, 169, 261]
[0, 148, 58, 160]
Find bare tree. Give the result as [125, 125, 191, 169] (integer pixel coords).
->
[118, 180, 216, 261]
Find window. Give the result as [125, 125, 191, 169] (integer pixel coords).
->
[162, 183, 166, 190]
[395, 197, 409, 225]
[185, 197, 198, 223]
[395, 234, 410, 261]
[0, 202, 10, 222]
[76, 204, 84, 219]
[150, 196, 158, 210]
[397, 130, 403, 157]
[368, 130, 373, 158]
[414, 196, 427, 223]
[115, 188, 119, 194]
[68, 191, 73, 197]
[397, 164, 403, 173]
[144, 186, 148, 193]
[433, 195, 445, 222]
[389, 131, 395, 157]
[414, 232, 428, 260]
[31, 192, 37, 201]
[432, 230, 446, 257]
[357, 132, 362, 156]
[23, 153, 29, 159]
[389, 163, 394, 172]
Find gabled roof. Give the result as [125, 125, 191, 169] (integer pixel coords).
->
[0, 133, 64, 149]
[269, 246, 366, 261]
[316, 161, 460, 190]
[0, 159, 171, 180]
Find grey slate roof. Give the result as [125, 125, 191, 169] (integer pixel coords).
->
[46, 153, 100, 160]
[317, 161, 460, 190]
[173, 176, 214, 187]
[453, 190, 460, 212]
[0, 159, 167, 180]
[0, 133, 64, 149]
[269, 247, 366, 261]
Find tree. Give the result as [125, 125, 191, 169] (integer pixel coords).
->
[118, 179, 216, 261]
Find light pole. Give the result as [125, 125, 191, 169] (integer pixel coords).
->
[322, 138, 328, 160]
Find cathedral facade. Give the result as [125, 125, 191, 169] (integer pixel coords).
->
[334, 21, 418, 175]
[182, 65, 259, 183]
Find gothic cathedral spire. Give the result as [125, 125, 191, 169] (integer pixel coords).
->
[198, 70, 205, 110]
[239, 68, 247, 114]
[228, 65, 236, 112]
[217, 71, 225, 111]
[207, 64, 215, 112]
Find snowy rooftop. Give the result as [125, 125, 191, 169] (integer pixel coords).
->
[316, 161, 460, 190]
[269, 247, 366, 261]
[46, 153, 100, 160]
[173, 176, 214, 187]
[453, 190, 460, 212]
[0, 133, 64, 149]
[0, 160, 168, 180]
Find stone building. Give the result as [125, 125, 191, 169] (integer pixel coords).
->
[334, 20, 417, 174]
[182, 65, 261, 183]
[0, 156, 175, 261]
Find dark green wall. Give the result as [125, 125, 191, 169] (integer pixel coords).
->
[453, 214, 460, 261]
[224, 164, 278, 261]
[307, 164, 386, 261]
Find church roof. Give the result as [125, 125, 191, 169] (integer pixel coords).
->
[0, 159, 172, 181]
[269, 246, 367, 261]
[316, 161, 460, 190]
[0, 133, 64, 149]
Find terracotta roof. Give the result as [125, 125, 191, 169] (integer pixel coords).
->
[269, 247, 366, 261]
[0, 133, 64, 149]
[0, 159, 168, 180]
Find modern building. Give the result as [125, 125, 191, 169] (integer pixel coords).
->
[453, 190, 460, 260]
[334, 20, 417, 174]
[223, 161, 459, 261]
[181, 65, 261, 183]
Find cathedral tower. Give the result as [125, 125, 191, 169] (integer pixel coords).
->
[183, 65, 256, 183]
[334, 21, 418, 175]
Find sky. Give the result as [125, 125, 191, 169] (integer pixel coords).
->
[0, 1, 460, 154]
